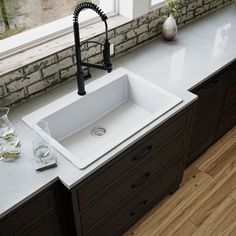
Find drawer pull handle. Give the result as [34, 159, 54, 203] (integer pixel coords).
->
[131, 173, 150, 189]
[130, 200, 148, 216]
[132, 145, 153, 161]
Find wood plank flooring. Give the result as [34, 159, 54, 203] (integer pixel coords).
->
[124, 126, 236, 236]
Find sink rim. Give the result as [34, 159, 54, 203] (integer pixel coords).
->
[23, 67, 182, 169]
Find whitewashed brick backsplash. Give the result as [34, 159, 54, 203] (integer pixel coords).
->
[0, 0, 233, 107]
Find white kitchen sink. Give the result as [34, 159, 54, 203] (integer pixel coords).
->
[23, 68, 182, 169]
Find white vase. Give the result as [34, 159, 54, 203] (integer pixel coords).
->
[162, 14, 178, 41]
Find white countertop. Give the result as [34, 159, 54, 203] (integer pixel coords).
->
[0, 4, 235, 218]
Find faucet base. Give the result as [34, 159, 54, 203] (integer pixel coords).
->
[78, 90, 86, 96]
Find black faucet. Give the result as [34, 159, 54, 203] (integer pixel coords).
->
[73, 2, 112, 95]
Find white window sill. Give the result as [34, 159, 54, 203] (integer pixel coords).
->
[0, 15, 130, 76]
[151, 1, 166, 10]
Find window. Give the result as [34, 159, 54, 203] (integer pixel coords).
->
[151, 0, 165, 8]
[0, 0, 115, 40]
[0, 0, 116, 58]
[151, 0, 164, 4]
[0, 0, 165, 60]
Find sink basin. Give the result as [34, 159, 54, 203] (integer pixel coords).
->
[23, 68, 182, 169]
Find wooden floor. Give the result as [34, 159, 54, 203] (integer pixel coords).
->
[124, 126, 236, 236]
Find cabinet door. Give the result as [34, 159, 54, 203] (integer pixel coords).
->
[187, 71, 227, 166]
[0, 188, 58, 236]
[216, 61, 236, 138]
[222, 67, 236, 113]
[16, 214, 63, 236]
[0, 182, 74, 236]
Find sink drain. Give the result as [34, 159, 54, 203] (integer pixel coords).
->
[91, 127, 107, 137]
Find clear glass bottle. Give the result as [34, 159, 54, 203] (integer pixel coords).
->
[0, 107, 21, 161]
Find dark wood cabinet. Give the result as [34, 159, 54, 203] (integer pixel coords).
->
[77, 106, 193, 211]
[187, 70, 227, 166]
[0, 181, 75, 236]
[71, 104, 195, 236]
[80, 134, 188, 235]
[16, 213, 63, 236]
[186, 60, 236, 166]
[90, 162, 182, 236]
[216, 60, 236, 139]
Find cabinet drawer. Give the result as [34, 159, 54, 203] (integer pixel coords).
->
[89, 163, 182, 236]
[0, 188, 57, 235]
[15, 213, 62, 236]
[81, 134, 188, 235]
[76, 106, 193, 210]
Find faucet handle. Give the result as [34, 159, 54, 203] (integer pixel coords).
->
[103, 40, 112, 72]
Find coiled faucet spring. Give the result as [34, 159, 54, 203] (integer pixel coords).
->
[73, 2, 108, 23]
[73, 2, 112, 96]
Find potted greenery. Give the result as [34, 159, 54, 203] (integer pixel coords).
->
[162, 0, 179, 40]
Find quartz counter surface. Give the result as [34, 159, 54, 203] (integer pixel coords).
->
[0, 4, 235, 218]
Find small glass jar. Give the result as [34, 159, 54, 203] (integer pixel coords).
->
[0, 107, 21, 161]
[32, 120, 52, 162]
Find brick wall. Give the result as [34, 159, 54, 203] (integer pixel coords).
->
[0, 0, 233, 107]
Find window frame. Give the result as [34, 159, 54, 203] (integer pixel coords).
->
[118, 0, 166, 19]
[150, 0, 166, 10]
[0, 0, 117, 60]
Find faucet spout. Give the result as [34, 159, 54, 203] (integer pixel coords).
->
[73, 2, 112, 96]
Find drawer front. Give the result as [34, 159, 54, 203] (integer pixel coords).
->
[0, 188, 57, 235]
[76, 106, 193, 210]
[89, 163, 182, 236]
[14, 213, 62, 236]
[80, 134, 188, 235]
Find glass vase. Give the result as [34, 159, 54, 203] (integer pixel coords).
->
[0, 107, 21, 161]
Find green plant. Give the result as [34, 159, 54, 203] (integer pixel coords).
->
[165, 0, 180, 16]
[0, 0, 10, 30]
